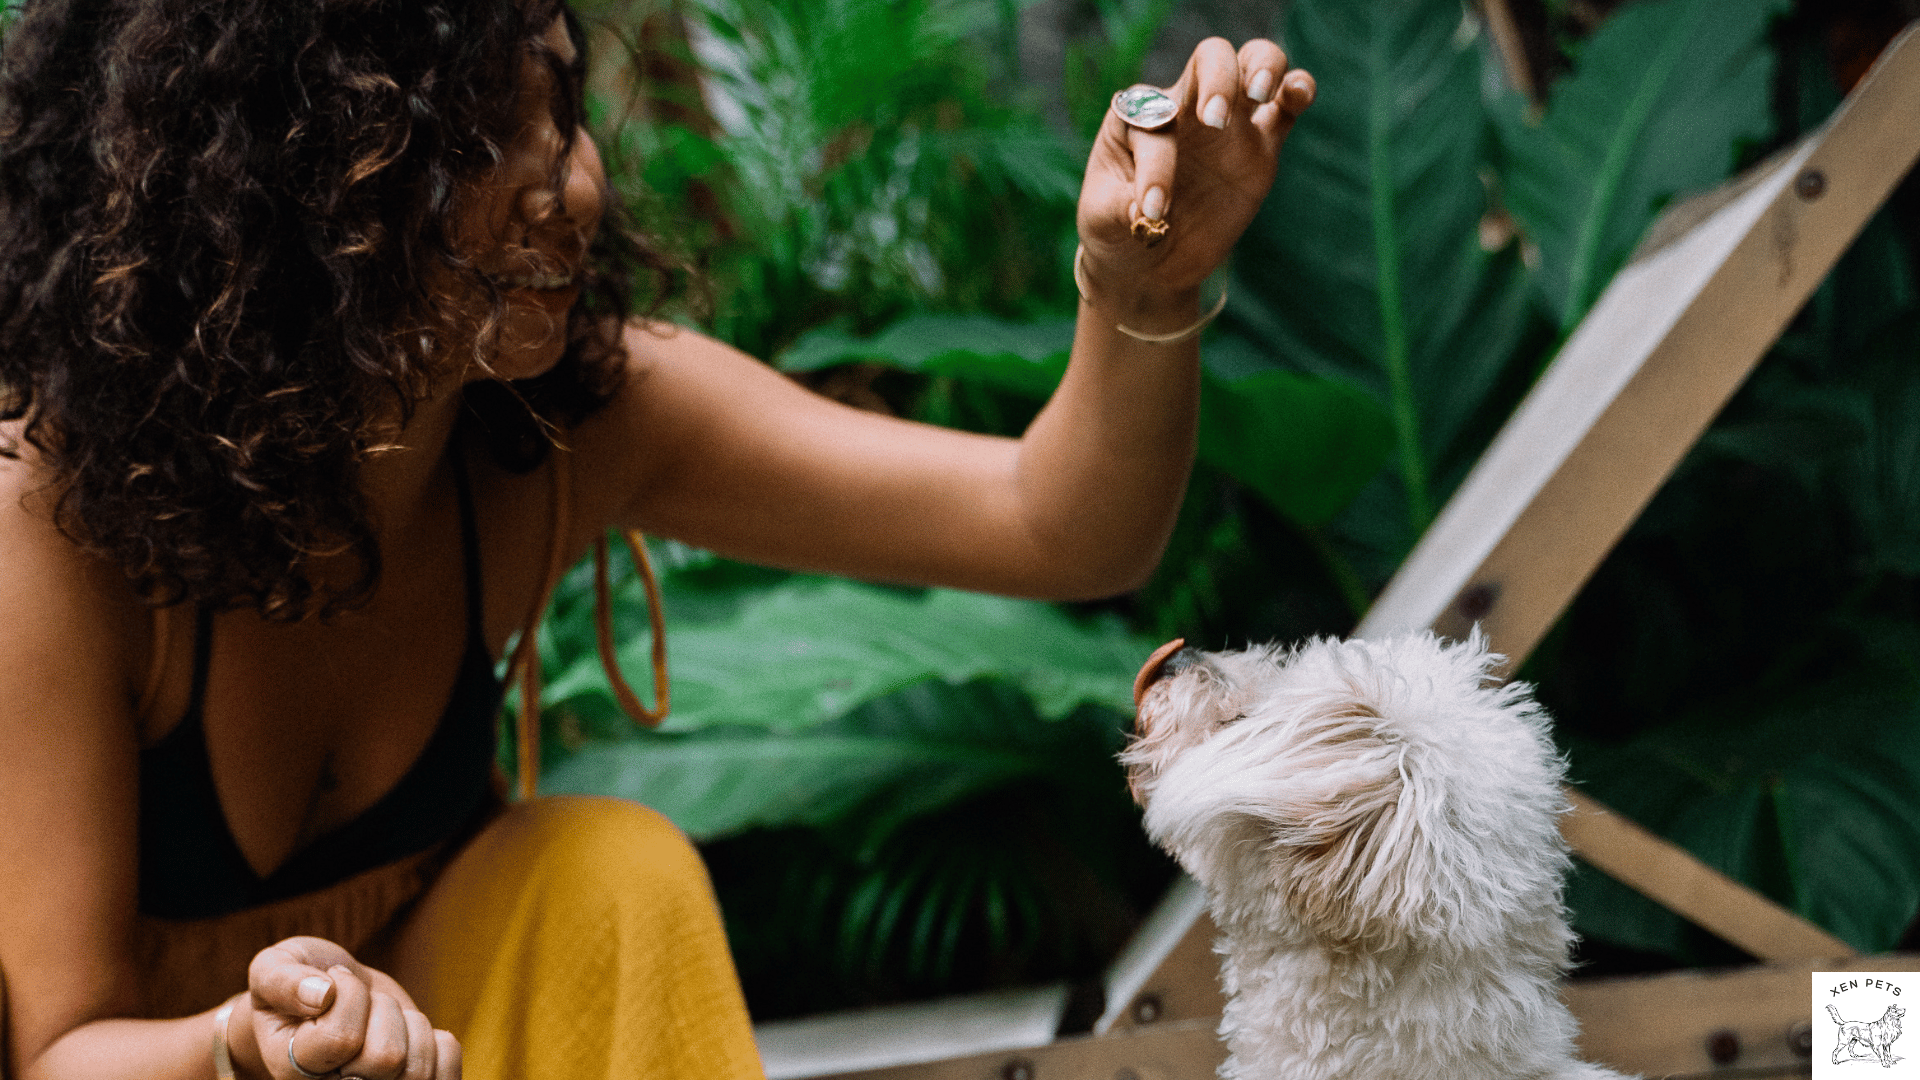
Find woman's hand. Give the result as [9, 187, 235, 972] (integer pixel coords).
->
[1076, 38, 1314, 331]
[243, 937, 461, 1080]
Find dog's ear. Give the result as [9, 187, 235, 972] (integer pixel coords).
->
[1254, 708, 1420, 948]
[1142, 681, 1425, 947]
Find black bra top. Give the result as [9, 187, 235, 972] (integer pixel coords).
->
[138, 452, 503, 919]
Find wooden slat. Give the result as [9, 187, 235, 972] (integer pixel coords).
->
[1562, 789, 1854, 963]
[1384, 22, 1920, 669]
[1092, 876, 1225, 1035]
[1568, 953, 1920, 1078]
[816, 1019, 1226, 1080]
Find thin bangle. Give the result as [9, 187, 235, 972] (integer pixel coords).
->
[1074, 244, 1228, 345]
[212, 997, 239, 1080]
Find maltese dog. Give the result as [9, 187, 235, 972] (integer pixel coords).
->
[1123, 632, 1631, 1080]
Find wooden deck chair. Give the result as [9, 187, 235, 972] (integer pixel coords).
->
[753, 21, 1920, 1080]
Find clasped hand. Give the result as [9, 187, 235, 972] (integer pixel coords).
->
[1076, 37, 1315, 330]
[239, 938, 459, 1080]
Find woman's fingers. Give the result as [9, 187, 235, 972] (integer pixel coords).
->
[285, 965, 373, 1076]
[435, 1029, 464, 1080]
[1237, 39, 1287, 104]
[330, 990, 411, 1080]
[1185, 36, 1242, 130]
[400, 1005, 439, 1080]
[250, 938, 355, 1019]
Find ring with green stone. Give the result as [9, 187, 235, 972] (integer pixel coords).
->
[1110, 85, 1177, 131]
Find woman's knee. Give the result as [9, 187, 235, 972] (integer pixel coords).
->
[479, 795, 711, 901]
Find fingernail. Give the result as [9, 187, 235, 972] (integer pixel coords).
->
[1142, 186, 1167, 222]
[1248, 70, 1275, 103]
[298, 976, 332, 1010]
[1202, 94, 1229, 129]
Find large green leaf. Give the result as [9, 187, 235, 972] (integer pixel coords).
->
[541, 677, 1122, 842]
[1226, 0, 1529, 537]
[1196, 359, 1394, 528]
[1563, 641, 1920, 957]
[776, 313, 1073, 398]
[544, 574, 1154, 733]
[1493, 0, 1786, 329]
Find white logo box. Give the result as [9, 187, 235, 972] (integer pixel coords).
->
[1816, 971, 1917, 1078]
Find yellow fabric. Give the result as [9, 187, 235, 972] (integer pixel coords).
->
[383, 796, 766, 1080]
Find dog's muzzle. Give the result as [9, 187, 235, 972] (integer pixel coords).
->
[1133, 638, 1201, 708]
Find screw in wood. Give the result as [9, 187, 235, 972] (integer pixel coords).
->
[1795, 169, 1827, 200]
[1707, 1029, 1741, 1065]
[1001, 1059, 1036, 1080]
[1456, 583, 1498, 621]
[1130, 994, 1163, 1024]
[1788, 1020, 1813, 1058]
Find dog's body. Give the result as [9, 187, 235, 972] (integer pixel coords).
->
[1830, 1004, 1904, 1066]
[1124, 632, 1631, 1080]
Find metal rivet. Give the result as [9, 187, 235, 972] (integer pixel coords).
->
[1001, 1060, 1036, 1080]
[1789, 1020, 1813, 1057]
[1795, 169, 1827, 200]
[1130, 994, 1163, 1024]
[1707, 1029, 1741, 1065]
[1456, 583, 1498, 621]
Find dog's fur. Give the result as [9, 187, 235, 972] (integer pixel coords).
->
[1123, 632, 1630, 1080]
[1829, 1004, 1905, 1066]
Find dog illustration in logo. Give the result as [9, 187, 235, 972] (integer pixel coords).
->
[1830, 1003, 1905, 1067]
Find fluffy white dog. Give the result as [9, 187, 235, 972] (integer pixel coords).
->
[1123, 631, 1630, 1080]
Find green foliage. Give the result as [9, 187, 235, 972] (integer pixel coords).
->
[1225, 0, 1531, 545]
[1493, 0, 1788, 328]
[550, 0, 1920, 1014]
[545, 573, 1150, 735]
[613, 0, 1081, 358]
[1062, 0, 1178, 139]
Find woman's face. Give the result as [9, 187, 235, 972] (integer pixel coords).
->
[448, 16, 607, 383]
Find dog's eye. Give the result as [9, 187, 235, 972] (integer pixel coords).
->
[1215, 712, 1247, 728]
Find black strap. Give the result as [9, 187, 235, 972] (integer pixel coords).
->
[184, 605, 214, 720]
[450, 447, 486, 643]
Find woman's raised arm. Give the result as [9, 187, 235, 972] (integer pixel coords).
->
[569, 39, 1314, 598]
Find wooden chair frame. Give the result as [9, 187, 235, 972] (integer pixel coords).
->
[754, 21, 1920, 1080]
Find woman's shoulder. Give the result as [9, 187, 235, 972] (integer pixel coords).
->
[0, 432, 151, 721]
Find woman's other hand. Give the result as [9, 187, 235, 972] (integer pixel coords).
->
[244, 937, 461, 1080]
[1076, 38, 1314, 332]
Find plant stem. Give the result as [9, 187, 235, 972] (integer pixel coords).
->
[1368, 11, 1432, 533]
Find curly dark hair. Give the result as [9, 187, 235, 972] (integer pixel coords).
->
[0, 0, 678, 619]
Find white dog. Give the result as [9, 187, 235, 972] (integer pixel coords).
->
[1123, 631, 1631, 1080]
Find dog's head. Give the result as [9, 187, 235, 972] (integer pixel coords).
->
[1124, 632, 1570, 951]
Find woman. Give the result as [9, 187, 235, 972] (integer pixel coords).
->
[0, 0, 1313, 1077]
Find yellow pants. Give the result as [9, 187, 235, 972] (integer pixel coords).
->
[128, 795, 764, 1079]
[387, 796, 766, 1080]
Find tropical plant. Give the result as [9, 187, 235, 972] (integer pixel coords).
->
[547, 0, 1920, 1016]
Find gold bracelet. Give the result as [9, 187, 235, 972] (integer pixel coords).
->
[1073, 243, 1228, 345]
[212, 997, 238, 1080]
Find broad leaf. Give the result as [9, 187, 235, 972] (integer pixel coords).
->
[541, 677, 1123, 842]
[1563, 644, 1920, 957]
[1197, 359, 1394, 528]
[1494, 0, 1786, 329]
[543, 575, 1154, 733]
[776, 313, 1073, 398]
[1226, 0, 1529, 537]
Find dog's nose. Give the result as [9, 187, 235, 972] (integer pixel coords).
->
[1133, 638, 1199, 707]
